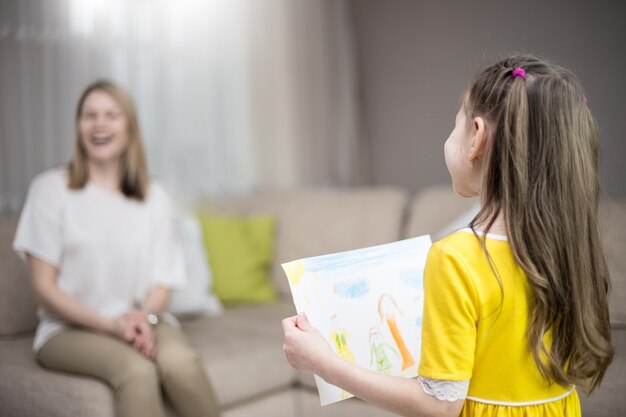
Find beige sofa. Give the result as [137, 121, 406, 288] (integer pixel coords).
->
[0, 187, 624, 417]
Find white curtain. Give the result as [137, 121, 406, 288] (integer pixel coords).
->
[0, 0, 367, 213]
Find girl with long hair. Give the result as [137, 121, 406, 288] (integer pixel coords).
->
[282, 55, 613, 417]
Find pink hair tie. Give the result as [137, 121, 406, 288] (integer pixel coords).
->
[512, 67, 526, 80]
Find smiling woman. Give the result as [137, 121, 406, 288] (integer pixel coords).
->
[12, 80, 221, 417]
[79, 92, 128, 162]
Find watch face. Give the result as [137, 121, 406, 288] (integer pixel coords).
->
[147, 313, 159, 325]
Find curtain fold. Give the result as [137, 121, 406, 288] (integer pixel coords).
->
[0, 0, 368, 213]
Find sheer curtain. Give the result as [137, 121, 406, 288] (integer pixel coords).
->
[0, 0, 367, 213]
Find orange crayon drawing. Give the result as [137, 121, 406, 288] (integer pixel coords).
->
[378, 294, 415, 371]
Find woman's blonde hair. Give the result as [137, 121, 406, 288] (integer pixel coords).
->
[68, 80, 149, 200]
[466, 55, 613, 393]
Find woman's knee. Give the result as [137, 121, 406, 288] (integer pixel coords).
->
[158, 345, 205, 381]
[114, 356, 160, 389]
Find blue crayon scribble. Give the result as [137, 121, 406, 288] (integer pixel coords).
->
[301, 238, 424, 275]
[399, 269, 422, 290]
[335, 278, 370, 299]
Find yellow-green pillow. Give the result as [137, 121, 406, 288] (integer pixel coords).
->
[197, 213, 278, 305]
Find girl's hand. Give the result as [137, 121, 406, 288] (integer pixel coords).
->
[282, 313, 336, 376]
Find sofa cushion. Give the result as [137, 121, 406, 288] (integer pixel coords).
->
[168, 216, 224, 317]
[299, 389, 397, 417]
[403, 186, 478, 239]
[204, 188, 408, 297]
[0, 216, 38, 336]
[181, 301, 297, 407]
[198, 214, 278, 305]
[298, 370, 317, 390]
[221, 389, 300, 417]
[0, 337, 114, 417]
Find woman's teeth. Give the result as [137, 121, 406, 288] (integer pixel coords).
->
[91, 135, 112, 145]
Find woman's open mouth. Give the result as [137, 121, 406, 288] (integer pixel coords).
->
[91, 134, 113, 145]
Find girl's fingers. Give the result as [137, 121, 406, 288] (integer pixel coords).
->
[296, 313, 310, 330]
[281, 316, 298, 333]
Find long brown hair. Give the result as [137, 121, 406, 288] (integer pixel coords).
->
[68, 80, 149, 200]
[466, 56, 613, 393]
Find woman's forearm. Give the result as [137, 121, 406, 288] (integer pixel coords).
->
[319, 356, 463, 417]
[27, 255, 116, 334]
[141, 285, 171, 314]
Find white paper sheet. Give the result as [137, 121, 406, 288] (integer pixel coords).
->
[283, 235, 432, 405]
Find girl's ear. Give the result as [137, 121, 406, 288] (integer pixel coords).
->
[469, 116, 487, 163]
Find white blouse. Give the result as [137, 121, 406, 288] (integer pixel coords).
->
[13, 167, 186, 351]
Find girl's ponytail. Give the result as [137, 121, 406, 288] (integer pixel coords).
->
[502, 68, 530, 237]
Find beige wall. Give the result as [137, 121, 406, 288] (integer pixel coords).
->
[351, 0, 626, 198]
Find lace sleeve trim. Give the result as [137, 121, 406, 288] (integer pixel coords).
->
[418, 376, 469, 402]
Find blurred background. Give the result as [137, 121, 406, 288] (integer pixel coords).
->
[1, 0, 625, 213]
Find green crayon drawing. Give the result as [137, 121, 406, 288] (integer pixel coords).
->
[369, 327, 399, 374]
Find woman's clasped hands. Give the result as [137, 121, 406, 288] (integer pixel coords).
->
[113, 310, 157, 359]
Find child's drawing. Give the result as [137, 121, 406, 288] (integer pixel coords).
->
[330, 315, 357, 363]
[331, 327, 355, 396]
[334, 277, 370, 299]
[378, 293, 415, 371]
[369, 327, 399, 374]
[283, 235, 432, 405]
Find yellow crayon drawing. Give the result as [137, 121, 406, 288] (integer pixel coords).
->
[283, 260, 305, 286]
[331, 328, 356, 364]
[331, 328, 356, 399]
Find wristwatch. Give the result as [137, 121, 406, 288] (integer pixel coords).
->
[146, 312, 159, 327]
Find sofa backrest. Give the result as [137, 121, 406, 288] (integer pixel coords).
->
[403, 186, 478, 239]
[2, 186, 624, 337]
[207, 188, 409, 297]
[405, 187, 626, 328]
[0, 216, 38, 336]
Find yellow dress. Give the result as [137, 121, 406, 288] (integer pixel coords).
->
[418, 230, 580, 416]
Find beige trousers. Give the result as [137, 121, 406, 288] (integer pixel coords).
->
[37, 323, 220, 417]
